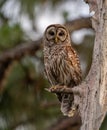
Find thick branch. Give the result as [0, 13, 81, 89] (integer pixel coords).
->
[78, 1, 107, 130]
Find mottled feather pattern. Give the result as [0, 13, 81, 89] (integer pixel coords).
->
[44, 45, 82, 86]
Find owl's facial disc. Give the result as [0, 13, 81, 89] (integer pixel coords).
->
[46, 27, 56, 41]
[57, 28, 67, 42]
[45, 25, 68, 47]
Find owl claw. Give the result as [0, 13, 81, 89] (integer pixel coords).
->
[49, 86, 59, 91]
[50, 85, 65, 92]
[49, 86, 56, 92]
[45, 85, 75, 94]
[45, 86, 59, 93]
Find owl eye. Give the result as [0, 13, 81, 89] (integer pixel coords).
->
[49, 30, 55, 36]
[58, 31, 64, 36]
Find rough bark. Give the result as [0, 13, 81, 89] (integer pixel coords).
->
[79, 1, 107, 130]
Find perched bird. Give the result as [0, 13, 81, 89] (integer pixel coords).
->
[43, 24, 82, 117]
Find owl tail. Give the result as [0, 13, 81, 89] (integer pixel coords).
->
[61, 94, 76, 117]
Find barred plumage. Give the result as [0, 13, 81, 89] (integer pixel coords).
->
[43, 24, 82, 116]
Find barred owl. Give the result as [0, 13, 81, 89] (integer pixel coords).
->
[43, 24, 82, 117]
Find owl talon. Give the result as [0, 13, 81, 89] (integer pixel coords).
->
[50, 86, 56, 92]
[50, 85, 65, 92]
[45, 87, 57, 92]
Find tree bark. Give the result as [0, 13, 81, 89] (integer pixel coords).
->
[79, 0, 107, 130]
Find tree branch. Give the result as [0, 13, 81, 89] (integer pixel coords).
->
[0, 39, 42, 63]
[65, 17, 92, 33]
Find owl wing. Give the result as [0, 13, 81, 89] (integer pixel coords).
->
[44, 61, 58, 85]
[65, 46, 82, 85]
[61, 46, 82, 116]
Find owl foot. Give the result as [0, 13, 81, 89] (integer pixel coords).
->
[49, 85, 64, 92]
[45, 85, 62, 93]
[45, 85, 74, 94]
[50, 85, 75, 94]
[45, 85, 83, 96]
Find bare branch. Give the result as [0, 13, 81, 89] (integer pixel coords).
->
[0, 38, 42, 63]
[65, 17, 92, 33]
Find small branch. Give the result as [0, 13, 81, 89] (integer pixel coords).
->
[45, 85, 84, 96]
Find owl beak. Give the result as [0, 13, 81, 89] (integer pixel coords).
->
[55, 36, 58, 43]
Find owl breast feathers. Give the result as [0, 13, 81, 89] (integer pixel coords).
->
[43, 24, 82, 116]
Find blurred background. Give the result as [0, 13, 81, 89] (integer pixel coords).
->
[0, 0, 106, 130]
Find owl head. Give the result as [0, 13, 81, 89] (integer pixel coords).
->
[43, 24, 71, 47]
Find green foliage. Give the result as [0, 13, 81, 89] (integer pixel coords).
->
[62, 11, 69, 22]
[0, 59, 60, 130]
[0, 24, 23, 50]
[0, 0, 8, 8]
[19, 0, 37, 20]
[100, 116, 107, 130]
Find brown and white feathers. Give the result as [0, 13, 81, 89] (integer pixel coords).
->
[43, 24, 82, 116]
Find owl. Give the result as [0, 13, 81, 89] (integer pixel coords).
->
[43, 24, 82, 117]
